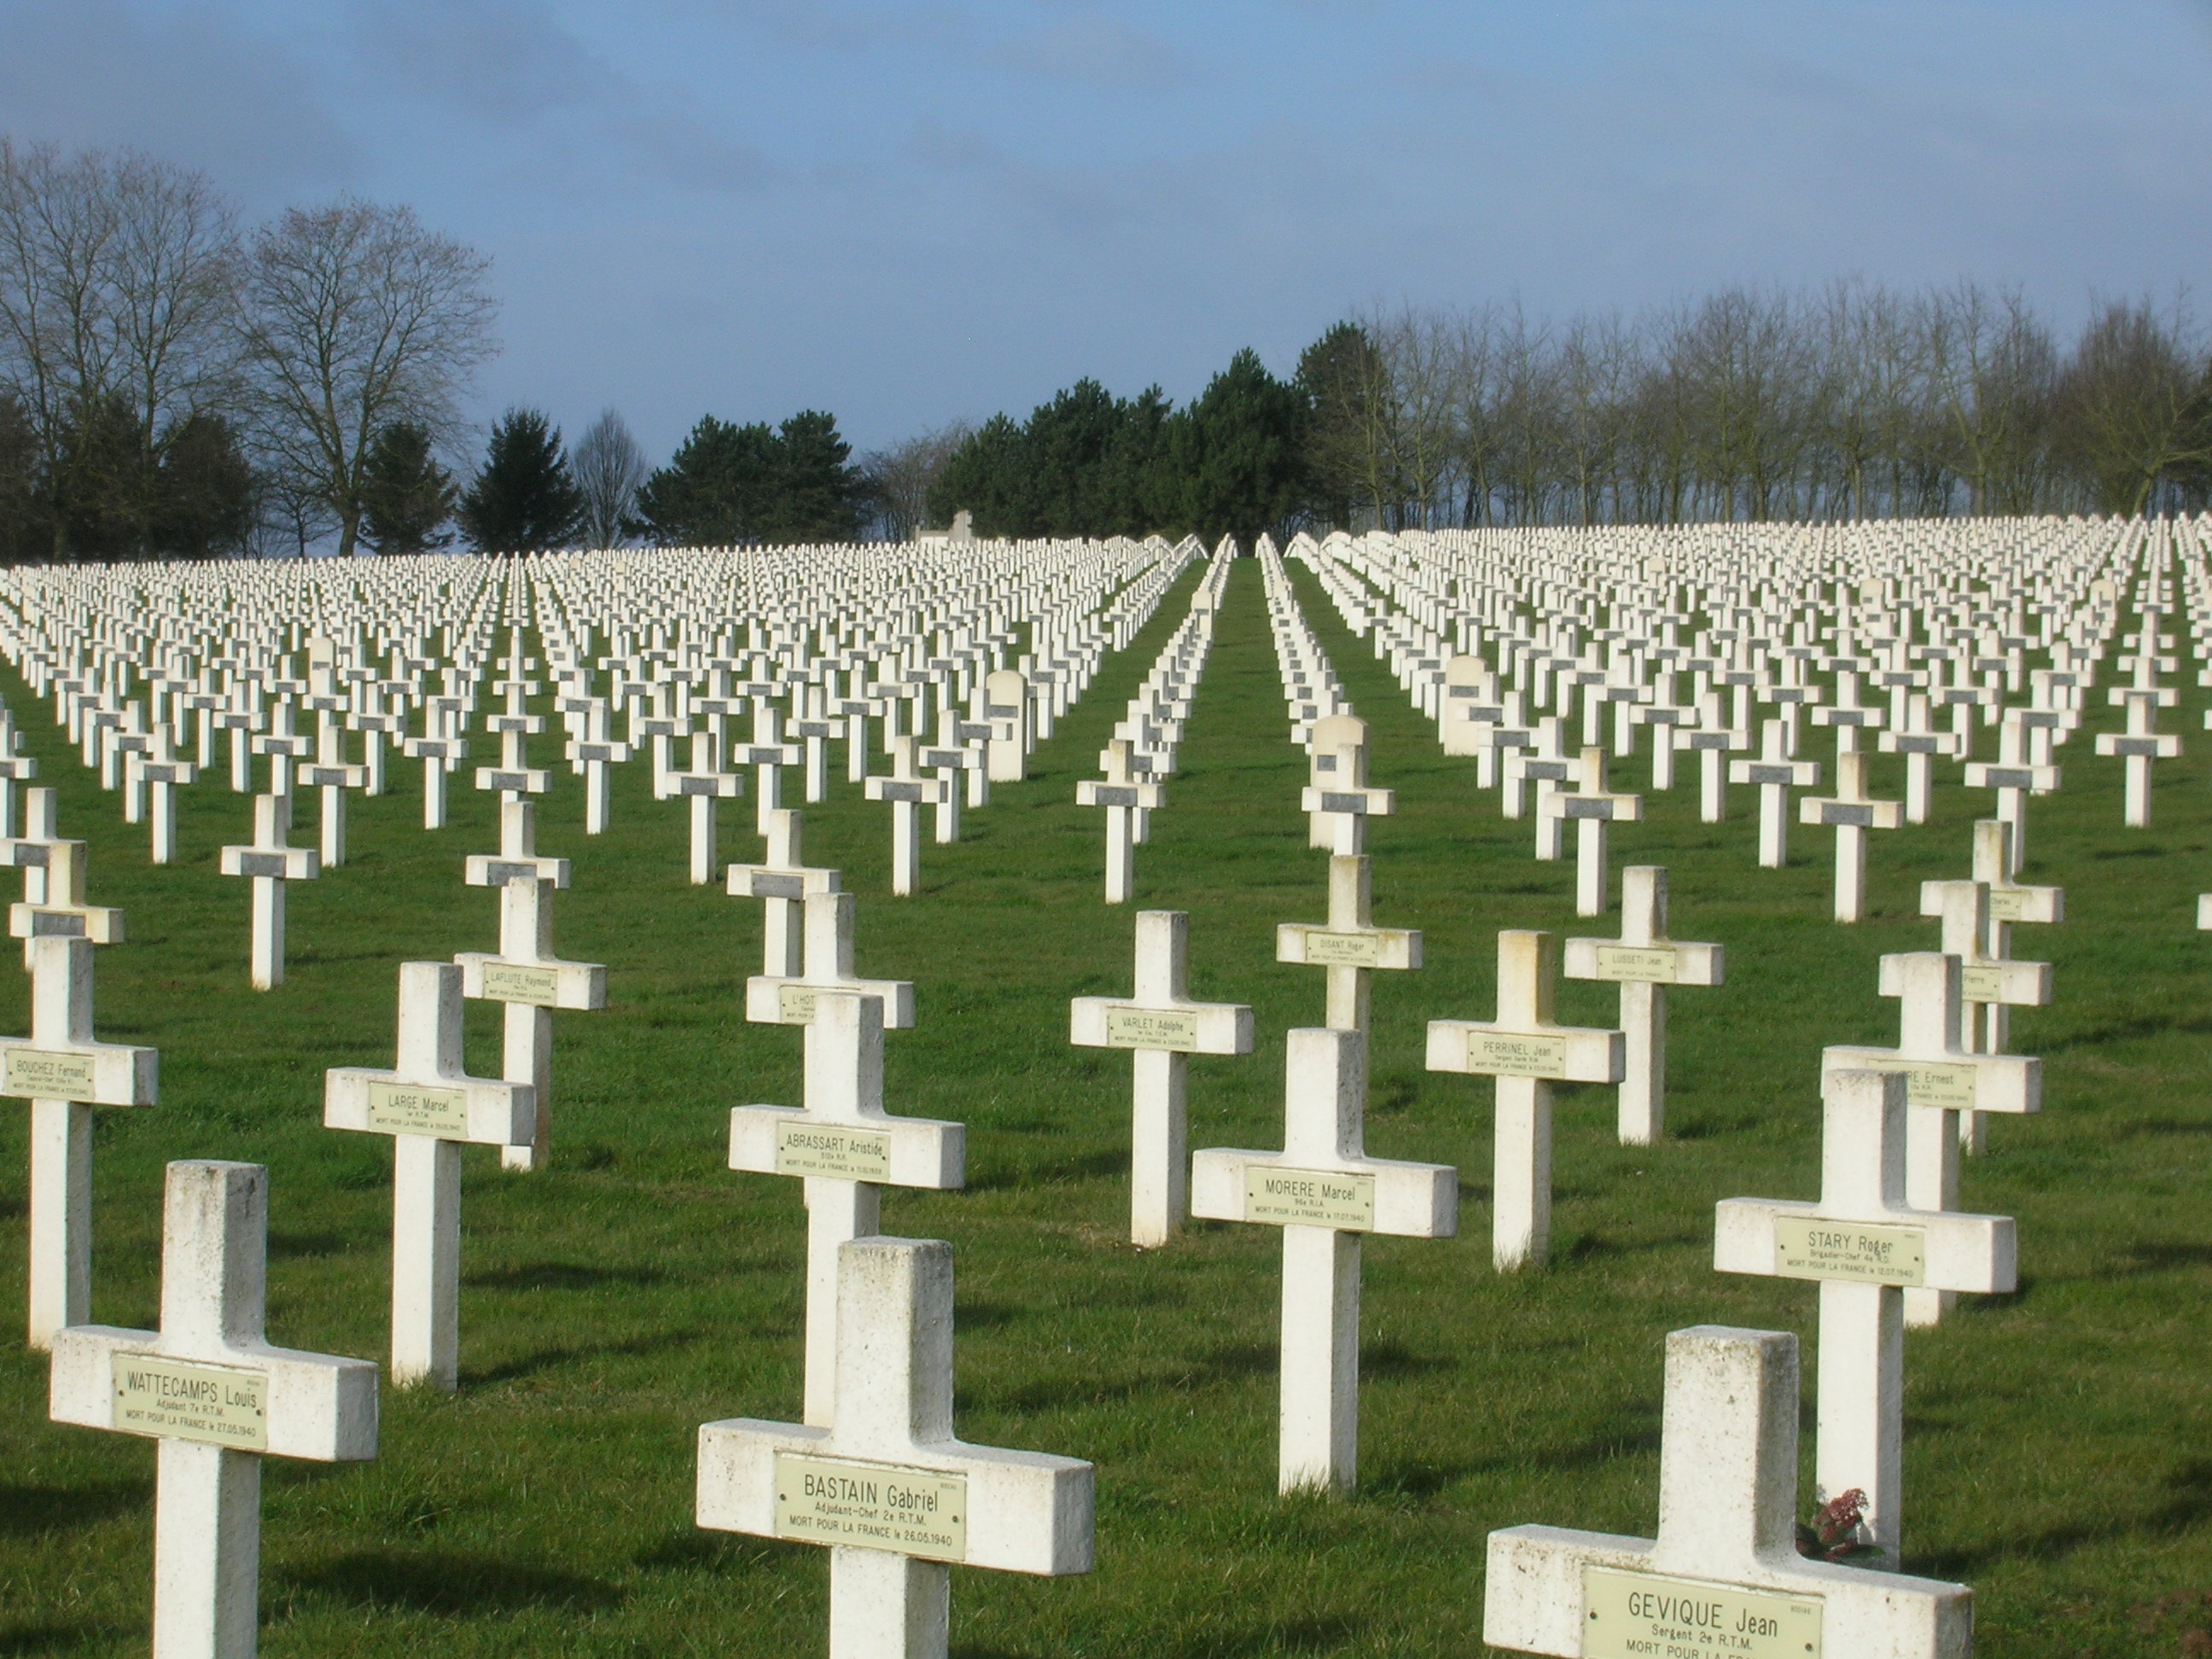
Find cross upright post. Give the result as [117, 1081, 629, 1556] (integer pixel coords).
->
[1482, 1325, 1970, 1658]
[1728, 719, 1820, 869]
[1275, 853, 1419, 1033]
[696, 1237, 1092, 1659]
[297, 717, 367, 869]
[730, 989, 963, 1425]
[323, 963, 535, 1388]
[456, 800, 606, 1172]
[1070, 910, 1254, 1246]
[1563, 866, 1722, 1145]
[0, 934, 157, 1347]
[1823, 950, 2038, 1327]
[662, 730, 744, 884]
[216, 795, 317, 991]
[1426, 930, 1623, 1269]
[1716, 1069, 2015, 1566]
[1190, 1027, 1455, 1493]
[49, 1161, 378, 1659]
[1542, 746, 1642, 916]
[1798, 749, 1903, 923]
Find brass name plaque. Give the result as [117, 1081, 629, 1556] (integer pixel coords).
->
[1466, 1032, 1569, 1079]
[1245, 1166, 1375, 1230]
[1958, 964, 2003, 1004]
[3, 1047, 99, 1101]
[774, 1120, 892, 1180]
[773, 1453, 966, 1561]
[112, 1355, 268, 1451]
[1591, 946, 1680, 984]
[1105, 1007, 1199, 1051]
[777, 985, 819, 1023]
[1987, 888, 2030, 922]
[364, 1080, 471, 1138]
[1773, 1217, 1926, 1286]
[1303, 930, 1382, 967]
[481, 963, 561, 1006]
[1862, 1057, 1976, 1109]
[1582, 1566, 1822, 1659]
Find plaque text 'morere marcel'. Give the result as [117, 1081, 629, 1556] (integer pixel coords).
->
[1245, 1166, 1376, 1230]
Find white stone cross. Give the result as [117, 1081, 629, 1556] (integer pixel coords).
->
[1822, 950, 2038, 1328]
[662, 730, 745, 885]
[297, 719, 368, 867]
[559, 698, 630, 834]
[1426, 930, 1623, 1269]
[1673, 689, 1745, 824]
[1482, 1324, 1970, 1658]
[1076, 738, 1165, 904]
[1070, 910, 1254, 1247]
[697, 1237, 1091, 1659]
[49, 1161, 378, 1659]
[865, 736, 952, 897]
[1877, 692, 1962, 825]
[747, 889, 917, 1033]
[1918, 876, 2052, 1157]
[1563, 867, 1722, 1145]
[1728, 719, 1820, 869]
[1304, 713, 1371, 849]
[399, 712, 468, 831]
[2098, 684, 2181, 828]
[1715, 1069, 2014, 1566]
[1505, 716, 1580, 859]
[1798, 750, 1902, 923]
[730, 703, 805, 834]
[247, 701, 311, 800]
[323, 963, 534, 1389]
[1302, 736, 1394, 857]
[0, 934, 157, 1346]
[731, 985, 958, 1424]
[455, 800, 606, 1173]
[1190, 1027, 1455, 1493]
[2, 792, 125, 955]
[216, 795, 319, 991]
[1541, 746, 1642, 917]
[129, 727, 200, 865]
[1963, 714, 2059, 870]
[727, 808, 841, 978]
[472, 698, 550, 805]
[1276, 853, 1419, 1033]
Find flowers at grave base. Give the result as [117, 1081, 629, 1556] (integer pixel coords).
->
[1794, 1488, 1883, 1563]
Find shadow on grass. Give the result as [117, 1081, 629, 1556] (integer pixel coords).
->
[276, 1549, 624, 1615]
[0, 1620, 136, 1655]
[1917, 1458, 2212, 1577]
[986, 1340, 1277, 1413]
[631, 1530, 791, 1574]
[463, 1260, 668, 1291]
[975, 1146, 1129, 1188]
[270, 1231, 351, 1260]
[463, 1327, 705, 1384]
[0, 1479, 142, 1536]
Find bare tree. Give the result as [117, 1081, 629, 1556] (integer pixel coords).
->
[2052, 295, 2211, 515]
[238, 198, 497, 558]
[0, 140, 241, 557]
[861, 421, 974, 539]
[573, 406, 648, 548]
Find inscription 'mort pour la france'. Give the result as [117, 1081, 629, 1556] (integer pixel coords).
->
[773, 1452, 966, 1562]
[773, 1119, 893, 1180]
[3, 1047, 100, 1101]
[1104, 1007, 1200, 1051]
[111, 1354, 269, 1451]
[481, 963, 562, 1006]
[1245, 1166, 1376, 1231]
[1581, 1566, 1822, 1659]
[364, 1080, 471, 1138]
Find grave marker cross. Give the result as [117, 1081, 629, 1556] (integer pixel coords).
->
[1728, 719, 1820, 869]
[1798, 750, 1903, 923]
[1563, 867, 1721, 1145]
[215, 795, 318, 991]
[1275, 853, 1419, 1034]
[1541, 745, 1642, 916]
[1075, 738, 1165, 904]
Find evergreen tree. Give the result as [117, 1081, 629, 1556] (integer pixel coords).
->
[1296, 321, 1388, 528]
[360, 422, 457, 554]
[459, 407, 584, 552]
[632, 414, 778, 544]
[765, 410, 865, 543]
[926, 413, 1026, 535]
[1165, 349, 1308, 545]
[150, 414, 257, 558]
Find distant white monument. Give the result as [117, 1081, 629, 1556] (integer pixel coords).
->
[914, 510, 974, 544]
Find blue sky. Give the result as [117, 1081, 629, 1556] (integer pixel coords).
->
[3, 0, 2209, 462]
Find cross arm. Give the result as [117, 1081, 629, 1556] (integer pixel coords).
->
[1543, 793, 1642, 822]
[729, 1103, 963, 1190]
[1800, 796, 1904, 829]
[866, 777, 952, 805]
[1964, 761, 2060, 792]
[454, 952, 607, 1010]
[1277, 923, 1420, 970]
[1561, 938, 1722, 987]
[325, 1063, 536, 1146]
[697, 1417, 1094, 1575]
[1300, 784, 1395, 816]
[464, 854, 571, 888]
[2094, 731, 2182, 758]
[1714, 1196, 2017, 1294]
[474, 765, 551, 793]
[1069, 995, 1253, 1055]
[1190, 1145, 1456, 1237]
[1819, 1044, 2038, 1115]
[668, 771, 743, 798]
[299, 763, 369, 789]
[1425, 1020, 1623, 1083]
[219, 845, 319, 880]
[9, 903, 125, 943]
[726, 864, 841, 899]
[0, 1033, 156, 1105]
[1074, 780, 1164, 809]
[746, 974, 916, 1029]
[51, 1325, 379, 1462]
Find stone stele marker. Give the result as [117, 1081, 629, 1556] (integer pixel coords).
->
[1483, 1325, 1970, 1659]
[1562, 865, 1722, 1146]
[1715, 1068, 2014, 1567]
[1190, 1027, 1455, 1494]
[323, 962, 535, 1390]
[49, 1161, 378, 1659]
[0, 934, 157, 1347]
[730, 987, 961, 1427]
[1069, 909, 1254, 1247]
[1426, 929, 1623, 1270]
[697, 1236, 1093, 1659]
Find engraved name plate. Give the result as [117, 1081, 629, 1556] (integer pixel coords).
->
[774, 1120, 892, 1180]
[777, 985, 819, 1023]
[3, 1047, 99, 1100]
[1987, 888, 2029, 923]
[112, 1355, 268, 1451]
[773, 1452, 966, 1561]
[1303, 930, 1382, 967]
[1863, 1057, 1976, 1109]
[1958, 964, 2003, 1004]
[1466, 1031, 1569, 1079]
[1581, 1566, 1822, 1659]
[1245, 1166, 1376, 1230]
[1591, 945, 1680, 984]
[1105, 1007, 1199, 1051]
[1773, 1216, 1926, 1286]
[481, 963, 562, 1006]
[364, 1080, 471, 1138]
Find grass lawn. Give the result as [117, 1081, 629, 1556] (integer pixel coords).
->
[3, 552, 2210, 1657]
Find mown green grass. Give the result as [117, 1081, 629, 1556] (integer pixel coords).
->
[2, 556, 2209, 1657]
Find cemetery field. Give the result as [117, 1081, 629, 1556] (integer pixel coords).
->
[6, 556, 2212, 1659]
